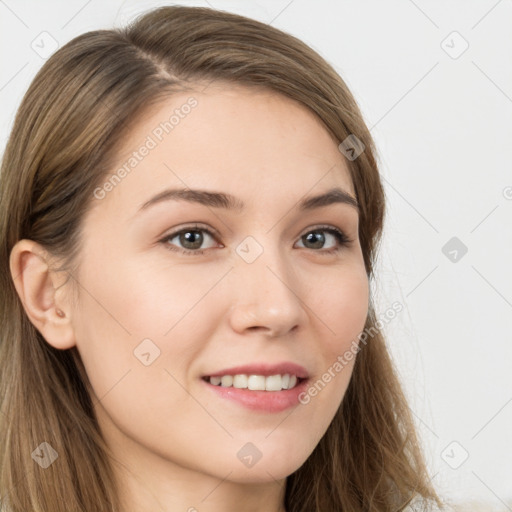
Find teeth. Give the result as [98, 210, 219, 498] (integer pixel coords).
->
[233, 374, 248, 388]
[248, 375, 265, 390]
[265, 375, 282, 391]
[207, 373, 300, 391]
[220, 375, 233, 387]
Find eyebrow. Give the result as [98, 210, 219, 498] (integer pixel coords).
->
[138, 186, 359, 214]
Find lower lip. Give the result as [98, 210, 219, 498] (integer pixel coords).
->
[202, 378, 309, 413]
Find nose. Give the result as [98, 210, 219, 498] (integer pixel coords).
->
[227, 244, 307, 338]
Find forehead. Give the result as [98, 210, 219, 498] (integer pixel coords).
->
[96, 83, 355, 216]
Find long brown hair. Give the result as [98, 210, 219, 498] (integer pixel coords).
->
[0, 6, 443, 511]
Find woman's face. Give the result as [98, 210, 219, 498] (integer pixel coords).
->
[71, 84, 369, 486]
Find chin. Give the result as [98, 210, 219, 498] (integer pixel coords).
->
[215, 452, 310, 484]
[221, 467, 293, 484]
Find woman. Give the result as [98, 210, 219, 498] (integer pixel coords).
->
[0, 5, 444, 511]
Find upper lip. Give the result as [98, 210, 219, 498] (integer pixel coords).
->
[204, 362, 309, 379]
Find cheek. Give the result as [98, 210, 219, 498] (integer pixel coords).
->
[75, 248, 210, 341]
[301, 265, 369, 411]
[71, 253, 221, 398]
[112, 254, 222, 337]
[314, 265, 369, 354]
[70, 267, 198, 455]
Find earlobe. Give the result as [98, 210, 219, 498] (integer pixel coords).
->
[9, 239, 76, 350]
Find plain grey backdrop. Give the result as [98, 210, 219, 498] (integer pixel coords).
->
[1, 0, 511, 509]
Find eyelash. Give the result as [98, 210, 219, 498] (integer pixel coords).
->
[158, 223, 353, 257]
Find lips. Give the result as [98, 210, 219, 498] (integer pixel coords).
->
[203, 362, 309, 380]
[201, 363, 311, 412]
[205, 373, 301, 391]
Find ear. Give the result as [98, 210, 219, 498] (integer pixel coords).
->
[9, 239, 76, 350]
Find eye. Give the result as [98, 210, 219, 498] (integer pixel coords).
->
[296, 226, 352, 255]
[159, 224, 353, 256]
[160, 224, 220, 256]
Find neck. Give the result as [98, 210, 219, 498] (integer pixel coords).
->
[110, 441, 287, 512]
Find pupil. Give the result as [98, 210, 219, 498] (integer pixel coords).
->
[181, 230, 202, 249]
[305, 231, 324, 249]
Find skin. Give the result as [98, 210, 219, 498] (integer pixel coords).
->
[10, 83, 369, 512]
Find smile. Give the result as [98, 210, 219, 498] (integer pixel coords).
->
[204, 373, 300, 391]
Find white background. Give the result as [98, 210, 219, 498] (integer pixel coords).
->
[1, 1, 511, 510]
